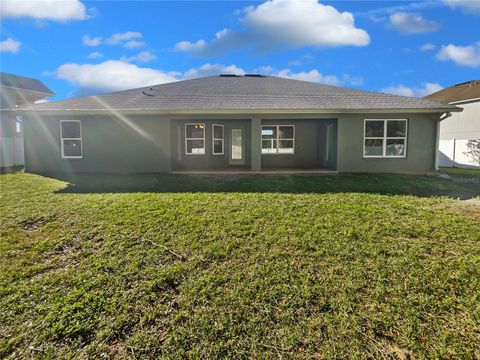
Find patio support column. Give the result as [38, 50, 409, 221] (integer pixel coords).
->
[251, 116, 262, 172]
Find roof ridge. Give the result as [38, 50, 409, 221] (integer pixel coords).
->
[1, 71, 47, 84]
[14, 75, 459, 111]
[453, 80, 480, 87]
[1, 71, 54, 95]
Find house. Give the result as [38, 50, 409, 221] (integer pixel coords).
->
[1, 72, 54, 169]
[424, 80, 480, 169]
[10, 74, 460, 174]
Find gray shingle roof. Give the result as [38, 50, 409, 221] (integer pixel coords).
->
[1, 72, 53, 95]
[16, 75, 458, 112]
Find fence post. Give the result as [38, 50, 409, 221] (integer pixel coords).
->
[452, 138, 456, 168]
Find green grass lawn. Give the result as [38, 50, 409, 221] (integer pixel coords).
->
[1, 173, 479, 359]
[439, 167, 480, 177]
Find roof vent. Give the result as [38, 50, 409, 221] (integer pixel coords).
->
[244, 74, 265, 77]
[142, 91, 154, 97]
[142, 87, 161, 97]
[219, 74, 242, 77]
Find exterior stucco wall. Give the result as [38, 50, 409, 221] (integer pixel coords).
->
[440, 100, 480, 140]
[22, 111, 439, 174]
[1, 111, 16, 137]
[23, 113, 171, 174]
[336, 113, 439, 174]
[1, 111, 24, 167]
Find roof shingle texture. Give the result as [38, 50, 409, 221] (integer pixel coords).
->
[19, 75, 456, 111]
[424, 80, 480, 103]
[1, 72, 53, 95]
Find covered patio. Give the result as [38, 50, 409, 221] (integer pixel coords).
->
[170, 117, 338, 172]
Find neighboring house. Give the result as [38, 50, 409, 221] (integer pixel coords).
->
[10, 75, 460, 175]
[425, 80, 480, 169]
[1, 72, 53, 168]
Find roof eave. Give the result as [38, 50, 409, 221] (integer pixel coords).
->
[1, 85, 54, 97]
[449, 97, 480, 105]
[8, 107, 461, 114]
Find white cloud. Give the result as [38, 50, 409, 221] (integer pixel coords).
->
[183, 63, 246, 79]
[256, 65, 275, 74]
[174, 29, 248, 56]
[442, 0, 480, 14]
[83, 35, 102, 47]
[175, 39, 206, 53]
[342, 74, 364, 86]
[51, 59, 364, 94]
[356, 1, 442, 19]
[436, 42, 480, 67]
[243, 0, 370, 48]
[124, 40, 145, 49]
[423, 83, 444, 96]
[106, 32, 142, 45]
[420, 43, 436, 51]
[53, 60, 179, 92]
[83, 32, 146, 49]
[258, 67, 363, 86]
[0, 38, 21, 53]
[87, 51, 102, 59]
[120, 51, 156, 63]
[0, 0, 87, 21]
[175, 0, 370, 56]
[388, 12, 440, 34]
[382, 82, 443, 98]
[52, 61, 246, 93]
[272, 69, 340, 85]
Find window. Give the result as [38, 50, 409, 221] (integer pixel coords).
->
[60, 120, 82, 158]
[261, 125, 294, 154]
[364, 119, 407, 158]
[212, 124, 224, 155]
[15, 116, 22, 133]
[185, 123, 205, 155]
[231, 128, 243, 160]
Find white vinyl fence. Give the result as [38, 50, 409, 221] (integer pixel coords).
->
[439, 139, 480, 169]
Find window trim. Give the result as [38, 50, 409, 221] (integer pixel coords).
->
[185, 123, 206, 155]
[60, 120, 83, 159]
[212, 124, 224, 155]
[261, 124, 295, 155]
[363, 119, 408, 158]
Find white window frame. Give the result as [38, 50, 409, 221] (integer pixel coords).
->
[60, 120, 83, 159]
[185, 123, 205, 155]
[261, 125, 295, 155]
[363, 119, 408, 158]
[212, 124, 224, 155]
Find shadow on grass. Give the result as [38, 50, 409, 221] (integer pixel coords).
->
[45, 172, 480, 199]
[0, 166, 24, 174]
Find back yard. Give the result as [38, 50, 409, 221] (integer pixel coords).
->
[1, 172, 479, 359]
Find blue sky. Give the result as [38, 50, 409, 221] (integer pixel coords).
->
[1, 0, 479, 102]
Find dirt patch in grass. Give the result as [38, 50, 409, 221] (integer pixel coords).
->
[18, 216, 54, 231]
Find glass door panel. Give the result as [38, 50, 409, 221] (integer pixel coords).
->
[231, 128, 243, 161]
